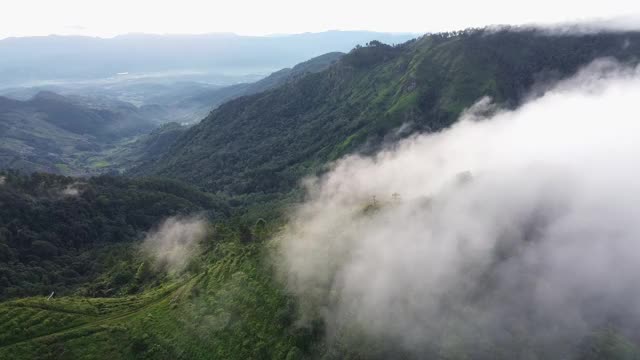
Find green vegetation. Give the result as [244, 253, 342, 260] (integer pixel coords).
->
[1, 208, 637, 359]
[0, 171, 229, 300]
[4, 29, 640, 359]
[180, 51, 345, 116]
[93, 122, 188, 174]
[0, 52, 345, 178]
[0, 229, 321, 360]
[133, 29, 640, 201]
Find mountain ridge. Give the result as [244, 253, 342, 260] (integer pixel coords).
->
[133, 28, 640, 196]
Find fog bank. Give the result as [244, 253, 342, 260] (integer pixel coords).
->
[276, 59, 640, 354]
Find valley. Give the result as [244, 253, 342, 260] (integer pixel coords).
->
[0, 51, 346, 176]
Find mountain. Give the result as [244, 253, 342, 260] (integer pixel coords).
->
[83, 52, 345, 174]
[0, 171, 229, 300]
[0, 53, 345, 176]
[133, 29, 640, 196]
[0, 91, 174, 174]
[175, 52, 345, 121]
[17, 91, 160, 138]
[235, 51, 346, 95]
[0, 31, 415, 87]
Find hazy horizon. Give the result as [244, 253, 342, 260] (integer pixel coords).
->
[2, 0, 640, 40]
[0, 29, 420, 41]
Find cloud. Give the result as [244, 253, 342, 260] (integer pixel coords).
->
[141, 216, 208, 273]
[488, 15, 640, 35]
[61, 183, 83, 197]
[276, 59, 640, 355]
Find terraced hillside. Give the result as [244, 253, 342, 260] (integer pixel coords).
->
[3, 225, 639, 360]
[0, 241, 314, 360]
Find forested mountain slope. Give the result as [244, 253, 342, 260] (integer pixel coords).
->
[0, 171, 229, 300]
[0, 239, 321, 360]
[87, 122, 189, 175]
[133, 29, 640, 195]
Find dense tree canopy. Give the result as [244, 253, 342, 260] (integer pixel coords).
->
[0, 171, 229, 299]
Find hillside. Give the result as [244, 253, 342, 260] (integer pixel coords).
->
[0, 92, 169, 174]
[175, 52, 345, 122]
[0, 172, 316, 359]
[1, 215, 636, 360]
[0, 171, 229, 300]
[87, 122, 189, 174]
[0, 238, 323, 360]
[133, 29, 640, 196]
[0, 53, 346, 177]
[6, 91, 160, 139]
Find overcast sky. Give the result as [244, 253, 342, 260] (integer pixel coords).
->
[2, 0, 639, 39]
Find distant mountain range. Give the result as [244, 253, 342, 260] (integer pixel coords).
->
[0, 31, 415, 87]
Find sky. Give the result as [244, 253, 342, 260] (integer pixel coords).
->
[2, 0, 640, 39]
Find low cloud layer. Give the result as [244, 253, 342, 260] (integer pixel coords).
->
[490, 15, 640, 35]
[142, 216, 207, 273]
[276, 59, 640, 355]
